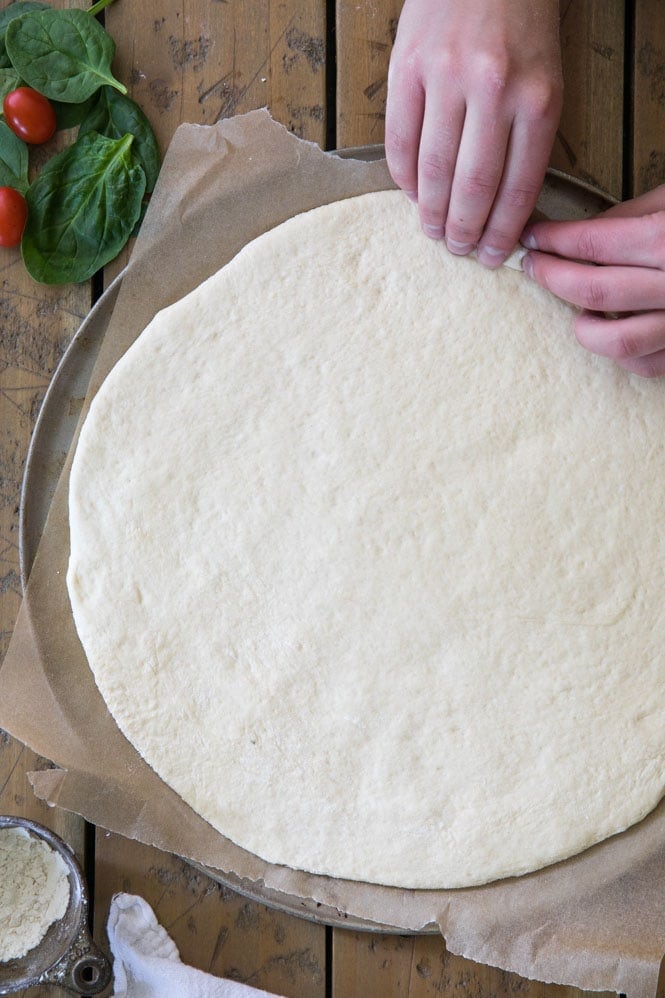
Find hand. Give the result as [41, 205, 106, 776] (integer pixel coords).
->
[522, 186, 665, 378]
[385, 0, 562, 267]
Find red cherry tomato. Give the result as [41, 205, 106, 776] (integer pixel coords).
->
[3, 87, 57, 145]
[0, 187, 28, 247]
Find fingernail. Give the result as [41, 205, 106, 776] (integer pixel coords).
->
[447, 238, 473, 255]
[404, 190, 418, 203]
[521, 226, 538, 249]
[522, 252, 534, 277]
[423, 223, 444, 240]
[477, 246, 506, 268]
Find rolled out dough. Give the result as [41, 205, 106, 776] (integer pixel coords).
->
[67, 190, 665, 888]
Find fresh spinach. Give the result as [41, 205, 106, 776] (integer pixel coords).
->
[79, 86, 160, 191]
[0, 66, 22, 102]
[22, 130, 145, 284]
[5, 7, 127, 103]
[0, 118, 28, 192]
[51, 94, 96, 130]
[0, 1, 47, 68]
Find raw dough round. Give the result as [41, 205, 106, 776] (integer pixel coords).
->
[68, 190, 665, 888]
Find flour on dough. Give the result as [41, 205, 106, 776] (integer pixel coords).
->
[67, 190, 665, 888]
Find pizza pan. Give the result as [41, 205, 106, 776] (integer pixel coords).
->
[0, 817, 111, 995]
[17, 153, 616, 933]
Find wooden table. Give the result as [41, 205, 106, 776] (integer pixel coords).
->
[1, 1, 663, 995]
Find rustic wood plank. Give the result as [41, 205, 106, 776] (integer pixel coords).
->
[0, 2, 92, 994]
[104, 0, 327, 281]
[336, 0, 402, 149]
[553, 0, 625, 199]
[632, 0, 665, 196]
[93, 832, 326, 998]
[331, 932, 620, 998]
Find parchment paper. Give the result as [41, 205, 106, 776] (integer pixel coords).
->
[1, 109, 664, 997]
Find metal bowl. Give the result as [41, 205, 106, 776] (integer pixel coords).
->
[0, 817, 111, 995]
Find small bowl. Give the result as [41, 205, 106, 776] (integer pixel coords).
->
[0, 817, 111, 995]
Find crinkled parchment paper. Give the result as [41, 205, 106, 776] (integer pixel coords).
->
[1, 110, 663, 997]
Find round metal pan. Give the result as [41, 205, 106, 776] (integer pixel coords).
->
[0, 817, 111, 995]
[18, 152, 616, 933]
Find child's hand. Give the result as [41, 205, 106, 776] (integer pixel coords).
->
[522, 186, 665, 378]
[385, 0, 562, 268]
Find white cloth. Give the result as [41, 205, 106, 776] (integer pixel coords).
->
[107, 893, 284, 998]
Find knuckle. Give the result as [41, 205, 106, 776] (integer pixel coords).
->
[419, 205, 445, 229]
[582, 277, 609, 311]
[575, 228, 600, 261]
[475, 50, 511, 99]
[420, 150, 453, 187]
[644, 212, 665, 259]
[622, 356, 662, 379]
[424, 45, 458, 80]
[611, 331, 642, 360]
[522, 76, 563, 120]
[384, 127, 411, 161]
[446, 221, 481, 244]
[458, 169, 499, 201]
[500, 183, 541, 211]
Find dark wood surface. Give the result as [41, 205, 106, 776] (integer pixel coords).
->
[1, 1, 662, 995]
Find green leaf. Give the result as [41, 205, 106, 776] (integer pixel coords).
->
[51, 94, 95, 130]
[0, 118, 28, 192]
[22, 130, 146, 284]
[0, 1, 48, 68]
[0, 66, 22, 102]
[5, 8, 127, 103]
[79, 86, 160, 191]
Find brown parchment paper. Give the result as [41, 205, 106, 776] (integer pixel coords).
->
[1, 109, 664, 997]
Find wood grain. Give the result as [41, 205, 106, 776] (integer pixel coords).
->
[104, 0, 327, 281]
[633, 0, 665, 196]
[0, 2, 92, 994]
[336, 0, 403, 148]
[553, 0, 626, 199]
[93, 833, 326, 998]
[332, 932, 620, 998]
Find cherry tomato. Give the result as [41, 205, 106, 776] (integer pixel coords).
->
[3, 87, 57, 145]
[0, 187, 28, 247]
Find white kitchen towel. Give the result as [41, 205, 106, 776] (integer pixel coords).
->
[107, 892, 285, 998]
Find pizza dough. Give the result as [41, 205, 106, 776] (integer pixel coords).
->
[67, 190, 665, 889]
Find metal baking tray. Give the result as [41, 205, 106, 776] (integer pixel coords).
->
[17, 151, 615, 933]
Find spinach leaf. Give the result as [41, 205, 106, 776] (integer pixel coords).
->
[0, 66, 22, 102]
[0, 118, 28, 192]
[79, 86, 160, 191]
[0, 1, 48, 68]
[22, 130, 145, 284]
[51, 94, 95, 130]
[5, 8, 127, 103]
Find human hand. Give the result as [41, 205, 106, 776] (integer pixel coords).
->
[385, 0, 562, 268]
[522, 186, 665, 378]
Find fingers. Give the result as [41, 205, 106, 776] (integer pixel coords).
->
[522, 252, 665, 313]
[384, 59, 425, 200]
[614, 348, 665, 378]
[601, 183, 665, 220]
[522, 212, 665, 269]
[476, 97, 559, 267]
[443, 102, 511, 254]
[524, 253, 665, 379]
[415, 86, 466, 239]
[575, 310, 665, 372]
